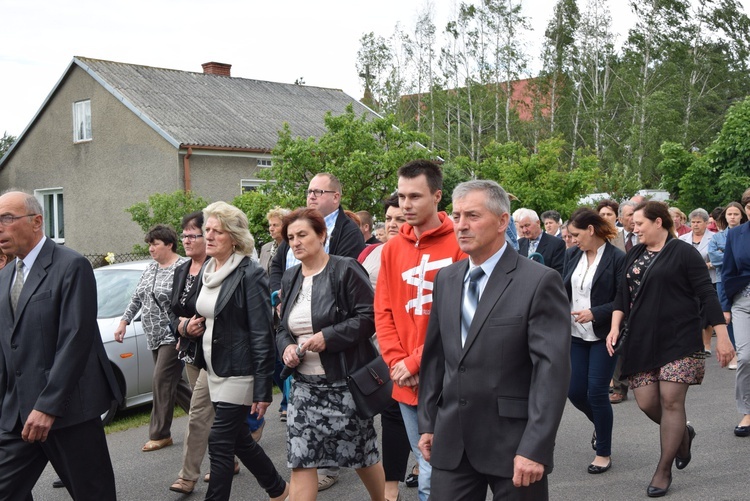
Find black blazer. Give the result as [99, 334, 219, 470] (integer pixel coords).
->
[0, 239, 121, 431]
[562, 243, 625, 340]
[269, 207, 365, 292]
[614, 238, 725, 375]
[170, 257, 209, 333]
[518, 232, 565, 276]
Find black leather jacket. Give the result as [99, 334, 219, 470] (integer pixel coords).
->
[276, 255, 375, 382]
[193, 256, 275, 403]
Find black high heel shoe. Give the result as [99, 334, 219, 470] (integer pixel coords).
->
[647, 476, 672, 498]
[675, 423, 696, 470]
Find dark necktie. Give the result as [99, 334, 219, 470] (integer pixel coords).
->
[461, 266, 485, 347]
[10, 260, 25, 313]
[625, 232, 634, 252]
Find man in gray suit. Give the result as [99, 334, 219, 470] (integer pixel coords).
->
[418, 181, 571, 500]
[0, 191, 120, 500]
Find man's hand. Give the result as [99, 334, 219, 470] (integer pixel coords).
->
[418, 433, 433, 462]
[22, 410, 55, 443]
[390, 360, 414, 386]
[512, 455, 544, 487]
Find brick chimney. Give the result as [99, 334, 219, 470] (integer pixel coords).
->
[201, 62, 232, 77]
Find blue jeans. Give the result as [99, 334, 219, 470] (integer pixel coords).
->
[568, 337, 617, 457]
[399, 403, 431, 501]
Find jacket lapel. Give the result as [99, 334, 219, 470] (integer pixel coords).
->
[13, 239, 54, 331]
[444, 260, 469, 357]
[591, 243, 613, 285]
[460, 247, 516, 359]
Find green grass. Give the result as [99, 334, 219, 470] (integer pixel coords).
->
[105, 405, 186, 434]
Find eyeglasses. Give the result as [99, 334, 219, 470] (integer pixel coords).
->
[0, 214, 38, 226]
[305, 189, 337, 198]
[180, 234, 204, 241]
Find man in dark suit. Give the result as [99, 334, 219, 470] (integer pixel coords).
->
[516, 208, 565, 275]
[0, 191, 120, 500]
[418, 181, 571, 500]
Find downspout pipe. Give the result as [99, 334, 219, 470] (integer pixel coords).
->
[183, 146, 192, 192]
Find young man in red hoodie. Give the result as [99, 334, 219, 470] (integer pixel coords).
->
[375, 160, 466, 501]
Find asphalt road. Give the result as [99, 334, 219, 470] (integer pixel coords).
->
[31, 339, 748, 500]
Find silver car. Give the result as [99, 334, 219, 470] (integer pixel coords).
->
[95, 260, 156, 424]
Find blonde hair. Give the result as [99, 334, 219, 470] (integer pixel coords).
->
[266, 206, 291, 221]
[203, 201, 255, 255]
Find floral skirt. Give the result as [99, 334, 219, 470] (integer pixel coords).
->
[287, 373, 379, 469]
[629, 354, 706, 389]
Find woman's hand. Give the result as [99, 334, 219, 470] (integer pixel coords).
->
[572, 309, 593, 324]
[184, 315, 206, 338]
[300, 332, 326, 354]
[114, 321, 127, 343]
[724, 312, 732, 325]
[251, 401, 271, 419]
[606, 329, 619, 357]
[283, 345, 301, 368]
[714, 325, 736, 368]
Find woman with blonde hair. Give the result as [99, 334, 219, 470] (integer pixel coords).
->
[185, 201, 288, 501]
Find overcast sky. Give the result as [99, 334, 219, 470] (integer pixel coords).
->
[1, 0, 747, 138]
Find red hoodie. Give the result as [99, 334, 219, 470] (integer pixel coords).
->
[375, 212, 467, 405]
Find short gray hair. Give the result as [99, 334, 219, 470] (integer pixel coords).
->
[688, 208, 709, 222]
[452, 180, 510, 217]
[203, 201, 255, 255]
[619, 201, 636, 216]
[513, 207, 539, 222]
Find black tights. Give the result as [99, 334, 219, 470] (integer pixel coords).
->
[633, 381, 691, 489]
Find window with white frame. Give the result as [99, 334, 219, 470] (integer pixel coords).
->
[257, 158, 272, 168]
[73, 100, 92, 142]
[35, 189, 64, 242]
[241, 179, 264, 194]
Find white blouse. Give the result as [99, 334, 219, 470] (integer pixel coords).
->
[570, 244, 606, 342]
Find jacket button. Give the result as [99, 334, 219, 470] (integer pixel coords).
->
[459, 399, 467, 406]
[15, 370, 21, 376]
[459, 366, 466, 373]
[11, 344, 17, 350]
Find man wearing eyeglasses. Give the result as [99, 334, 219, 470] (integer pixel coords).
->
[0, 191, 120, 500]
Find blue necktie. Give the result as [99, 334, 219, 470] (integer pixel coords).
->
[461, 266, 484, 347]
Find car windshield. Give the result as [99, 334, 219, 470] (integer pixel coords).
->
[95, 268, 142, 319]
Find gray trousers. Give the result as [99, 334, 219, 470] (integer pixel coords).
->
[178, 364, 215, 481]
[732, 293, 750, 415]
[149, 344, 192, 440]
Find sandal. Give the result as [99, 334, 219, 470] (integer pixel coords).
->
[169, 478, 196, 494]
[142, 437, 173, 452]
[204, 460, 240, 482]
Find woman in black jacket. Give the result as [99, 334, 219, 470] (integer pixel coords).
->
[607, 201, 734, 498]
[189, 201, 288, 501]
[277, 207, 385, 501]
[563, 208, 624, 475]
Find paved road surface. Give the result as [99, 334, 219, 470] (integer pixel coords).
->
[32, 341, 748, 500]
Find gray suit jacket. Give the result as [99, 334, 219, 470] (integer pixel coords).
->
[0, 238, 121, 431]
[418, 245, 571, 478]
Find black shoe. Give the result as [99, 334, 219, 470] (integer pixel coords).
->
[591, 431, 597, 451]
[734, 425, 750, 437]
[675, 423, 695, 470]
[52, 477, 64, 489]
[405, 464, 418, 488]
[647, 478, 672, 498]
[587, 459, 611, 474]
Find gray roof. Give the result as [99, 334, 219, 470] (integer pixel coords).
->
[74, 56, 375, 151]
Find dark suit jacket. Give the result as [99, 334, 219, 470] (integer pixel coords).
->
[418, 246, 571, 478]
[721, 220, 750, 305]
[518, 232, 565, 276]
[269, 207, 365, 292]
[562, 243, 625, 340]
[0, 238, 121, 432]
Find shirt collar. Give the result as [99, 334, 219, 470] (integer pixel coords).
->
[17, 235, 46, 272]
[467, 242, 507, 280]
[324, 208, 339, 231]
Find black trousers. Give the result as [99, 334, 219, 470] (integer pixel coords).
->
[430, 451, 548, 501]
[0, 417, 116, 501]
[206, 402, 286, 501]
[380, 399, 411, 482]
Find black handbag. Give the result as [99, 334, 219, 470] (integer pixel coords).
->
[612, 325, 629, 355]
[344, 346, 393, 419]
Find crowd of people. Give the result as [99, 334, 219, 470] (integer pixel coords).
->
[1, 164, 749, 501]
